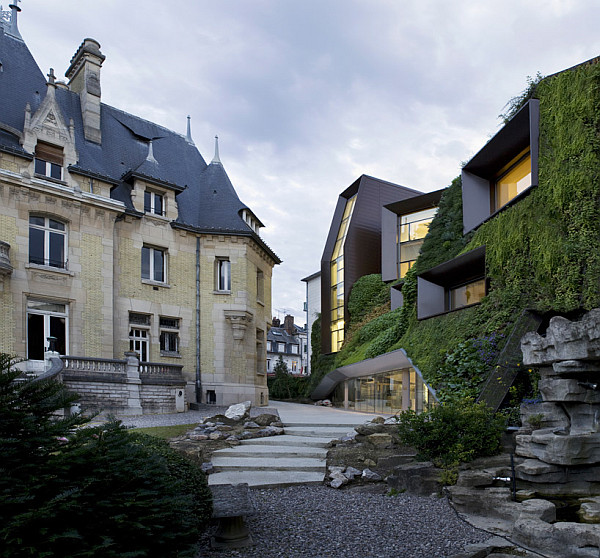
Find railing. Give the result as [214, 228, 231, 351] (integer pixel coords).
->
[62, 356, 126, 374]
[140, 362, 184, 377]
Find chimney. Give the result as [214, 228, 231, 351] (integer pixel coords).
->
[284, 315, 295, 335]
[272, 317, 280, 328]
[66, 38, 105, 144]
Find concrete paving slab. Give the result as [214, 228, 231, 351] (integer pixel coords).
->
[208, 470, 325, 488]
[215, 445, 327, 458]
[284, 426, 356, 438]
[239, 435, 332, 447]
[212, 456, 326, 471]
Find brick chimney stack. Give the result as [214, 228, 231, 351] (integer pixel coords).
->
[284, 315, 295, 335]
[272, 317, 280, 327]
[66, 38, 105, 144]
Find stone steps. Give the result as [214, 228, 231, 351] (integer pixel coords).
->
[215, 444, 327, 459]
[212, 456, 326, 472]
[208, 470, 325, 488]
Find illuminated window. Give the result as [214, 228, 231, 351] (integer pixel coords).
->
[493, 149, 531, 211]
[448, 279, 486, 311]
[330, 194, 356, 352]
[397, 207, 437, 278]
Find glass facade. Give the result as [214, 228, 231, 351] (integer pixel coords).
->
[330, 194, 356, 352]
[397, 207, 437, 278]
[332, 367, 435, 414]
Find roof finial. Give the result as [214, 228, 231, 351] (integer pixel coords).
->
[146, 139, 157, 164]
[186, 115, 194, 144]
[212, 134, 221, 164]
[47, 68, 56, 85]
[6, 2, 22, 40]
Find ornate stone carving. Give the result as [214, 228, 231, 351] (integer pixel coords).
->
[0, 241, 13, 275]
[224, 310, 253, 341]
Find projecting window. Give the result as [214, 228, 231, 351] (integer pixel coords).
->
[492, 148, 531, 211]
[29, 215, 67, 269]
[277, 342, 285, 352]
[398, 207, 437, 278]
[142, 245, 166, 283]
[216, 258, 231, 291]
[27, 299, 68, 360]
[159, 317, 180, 356]
[448, 279, 486, 311]
[291, 344, 299, 354]
[144, 190, 164, 216]
[34, 141, 63, 180]
[267, 341, 272, 352]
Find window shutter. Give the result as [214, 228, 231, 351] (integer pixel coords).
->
[35, 142, 64, 165]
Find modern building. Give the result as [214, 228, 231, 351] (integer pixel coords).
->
[266, 315, 307, 375]
[381, 188, 444, 310]
[0, 6, 280, 411]
[320, 175, 423, 354]
[301, 270, 320, 374]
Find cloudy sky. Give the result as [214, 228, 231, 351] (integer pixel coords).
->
[16, 0, 600, 324]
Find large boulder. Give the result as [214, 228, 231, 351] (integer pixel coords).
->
[225, 401, 252, 421]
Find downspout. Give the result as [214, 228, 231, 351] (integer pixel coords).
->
[195, 236, 202, 402]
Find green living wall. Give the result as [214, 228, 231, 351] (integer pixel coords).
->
[311, 58, 600, 403]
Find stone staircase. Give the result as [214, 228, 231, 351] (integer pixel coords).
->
[208, 423, 357, 488]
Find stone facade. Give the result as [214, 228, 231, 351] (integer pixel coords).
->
[0, 11, 279, 411]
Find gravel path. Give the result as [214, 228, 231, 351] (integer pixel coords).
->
[195, 485, 489, 558]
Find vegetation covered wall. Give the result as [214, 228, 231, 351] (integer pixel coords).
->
[310, 58, 600, 405]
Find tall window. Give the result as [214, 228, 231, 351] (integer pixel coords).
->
[29, 215, 67, 269]
[129, 313, 150, 362]
[144, 190, 164, 216]
[493, 149, 531, 211]
[330, 194, 356, 352]
[159, 316, 180, 355]
[216, 258, 231, 291]
[27, 299, 68, 360]
[256, 269, 264, 303]
[34, 141, 63, 180]
[142, 246, 166, 282]
[397, 207, 437, 278]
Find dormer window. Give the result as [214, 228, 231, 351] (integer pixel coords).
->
[34, 141, 63, 180]
[144, 190, 164, 216]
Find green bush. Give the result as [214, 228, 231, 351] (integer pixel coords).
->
[0, 354, 211, 558]
[396, 399, 506, 467]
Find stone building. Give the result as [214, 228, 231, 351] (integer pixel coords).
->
[0, 6, 279, 410]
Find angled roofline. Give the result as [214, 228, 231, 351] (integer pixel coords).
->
[121, 170, 185, 192]
[301, 270, 321, 282]
[171, 222, 282, 264]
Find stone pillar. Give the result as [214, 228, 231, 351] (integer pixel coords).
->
[123, 351, 143, 416]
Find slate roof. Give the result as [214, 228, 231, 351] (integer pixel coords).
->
[0, 20, 280, 263]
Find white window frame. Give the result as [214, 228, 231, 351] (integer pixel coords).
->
[130, 327, 149, 362]
[144, 190, 165, 216]
[216, 258, 231, 292]
[26, 299, 69, 360]
[142, 245, 167, 283]
[29, 215, 67, 269]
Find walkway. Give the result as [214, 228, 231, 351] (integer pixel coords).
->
[208, 401, 387, 488]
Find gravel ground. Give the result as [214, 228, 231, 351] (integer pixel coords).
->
[195, 485, 490, 558]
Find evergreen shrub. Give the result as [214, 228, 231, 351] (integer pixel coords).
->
[0, 354, 211, 558]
